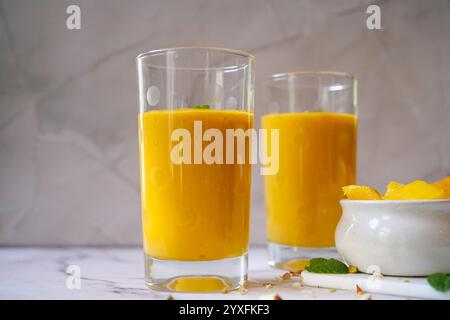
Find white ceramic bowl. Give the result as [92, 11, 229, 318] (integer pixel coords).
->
[336, 199, 450, 276]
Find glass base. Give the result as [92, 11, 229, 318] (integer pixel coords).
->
[144, 253, 247, 293]
[268, 241, 338, 271]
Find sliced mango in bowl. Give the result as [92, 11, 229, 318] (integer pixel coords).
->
[434, 176, 450, 198]
[383, 180, 446, 200]
[384, 181, 403, 198]
[342, 178, 449, 201]
[342, 185, 382, 200]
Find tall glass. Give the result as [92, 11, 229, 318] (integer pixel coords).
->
[136, 47, 255, 292]
[262, 71, 357, 271]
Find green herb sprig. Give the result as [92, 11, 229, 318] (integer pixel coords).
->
[427, 273, 450, 293]
[193, 104, 210, 109]
[305, 258, 349, 274]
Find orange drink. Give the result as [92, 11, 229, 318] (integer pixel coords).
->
[263, 71, 357, 268]
[139, 109, 253, 261]
[262, 112, 357, 247]
[136, 47, 255, 291]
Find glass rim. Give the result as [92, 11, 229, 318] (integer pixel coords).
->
[136, 46, 255, 71]
[266, 70, 356, 82]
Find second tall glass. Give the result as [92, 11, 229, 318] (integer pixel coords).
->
[262, 71, 357, 271]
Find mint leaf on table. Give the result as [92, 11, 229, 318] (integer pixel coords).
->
[305, 258, 349, 274]
[427, 273, 450, 293]
[193, 104, 210, 109]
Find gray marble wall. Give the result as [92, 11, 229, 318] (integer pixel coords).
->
[1, 0, 449, 245]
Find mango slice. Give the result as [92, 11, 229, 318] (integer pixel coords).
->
[384, 181, 404, 199]
[342, 185, 382, 200]
[434, 176, 450, 198]
[383, 180, 446, 200]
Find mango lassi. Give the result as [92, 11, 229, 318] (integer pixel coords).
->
[262, 112, 357, 247]
[138, 109, 253, 261]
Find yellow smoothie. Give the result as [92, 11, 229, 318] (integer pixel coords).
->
[262, 112, 357, 247]
[138, 109, 253, 261]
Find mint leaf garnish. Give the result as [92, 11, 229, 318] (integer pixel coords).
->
[193, 104, 210, 109]
[305, 258, 349, 274]
[315, 106, 324, 112]
[427, 273, 450, 293]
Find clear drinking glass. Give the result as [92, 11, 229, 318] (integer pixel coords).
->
[136, 47, 255, 292]
[262, 71, 357, 271]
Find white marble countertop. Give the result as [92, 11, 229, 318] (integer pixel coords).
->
[0, 246, 409, 300]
